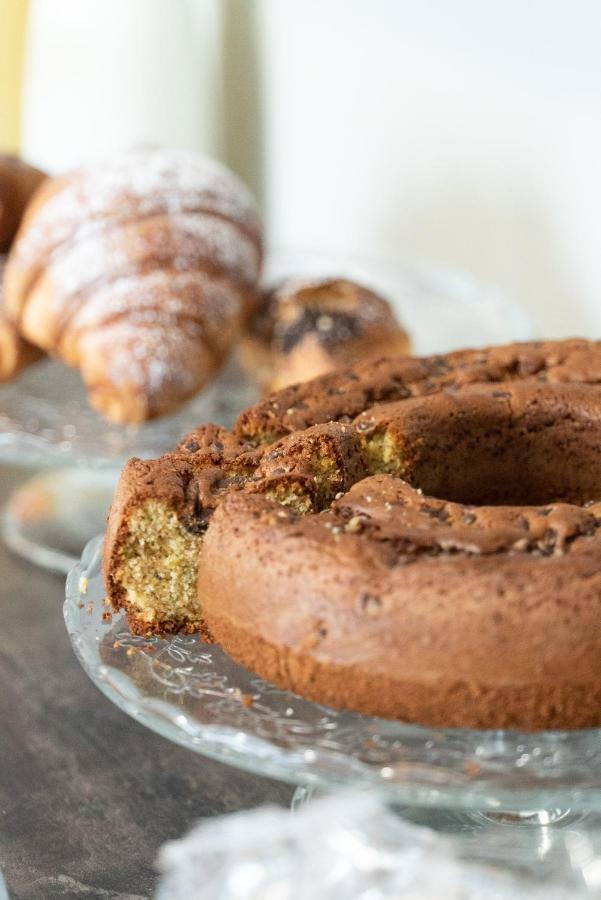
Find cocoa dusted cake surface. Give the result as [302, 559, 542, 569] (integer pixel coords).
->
[104, 339, 601, 730]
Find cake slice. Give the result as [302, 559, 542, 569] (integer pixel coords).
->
[104, 419, 366, 635]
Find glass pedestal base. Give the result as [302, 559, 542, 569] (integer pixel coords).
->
[291, 784, 596, 871]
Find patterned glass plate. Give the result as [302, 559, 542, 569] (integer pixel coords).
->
[0, 357, 258, 469]
[65, 536, 601, 813]
[0, 250, 534, 468]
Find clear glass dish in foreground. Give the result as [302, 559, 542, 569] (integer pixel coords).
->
[66, 536, 601, 814]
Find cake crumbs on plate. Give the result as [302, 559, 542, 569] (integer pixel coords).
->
[231, 688, 254, 708]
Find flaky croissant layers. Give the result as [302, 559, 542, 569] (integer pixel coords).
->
[4, 149, 263, 423]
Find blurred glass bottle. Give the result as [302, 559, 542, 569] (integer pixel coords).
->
[0, 0, 28, 153]
[21, 0, 220, 172]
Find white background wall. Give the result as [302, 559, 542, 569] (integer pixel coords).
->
[21, 0, 601, 338]
[243, 0, 601, 338]
[23, 0, 222, 167]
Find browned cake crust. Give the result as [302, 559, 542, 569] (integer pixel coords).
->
[105, 339, 601, 729]
[238, 277, 410, 391]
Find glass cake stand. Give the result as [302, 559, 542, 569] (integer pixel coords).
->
[65, 535, 601, 854]
[0, 250, 534, 573]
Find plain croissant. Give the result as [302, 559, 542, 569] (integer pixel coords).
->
[0, 257, 44, 381]
[4, 149, 263, 423]
[0, 155, 46, 253]
[0, 156, 46, 381]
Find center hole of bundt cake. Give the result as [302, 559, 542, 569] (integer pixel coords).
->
[364, 384, 601, 507]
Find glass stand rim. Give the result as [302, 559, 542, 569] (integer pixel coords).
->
[65, 534, 601, 815]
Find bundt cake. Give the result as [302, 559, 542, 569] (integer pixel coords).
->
[104, 339, 601, 730]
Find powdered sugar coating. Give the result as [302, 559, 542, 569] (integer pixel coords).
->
[81, 320, 211, 396]
[67, 270, 244, 347]
[37, 212, 260, 309]
[16, 148, 261, 267]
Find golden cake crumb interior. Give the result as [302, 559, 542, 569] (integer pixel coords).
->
[362, 430, 405, 475]
[115, 499, 202, 632]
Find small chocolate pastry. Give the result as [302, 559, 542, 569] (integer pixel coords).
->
[239, 277, 410, 391]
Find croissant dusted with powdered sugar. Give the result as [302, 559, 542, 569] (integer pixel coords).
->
[4, 149, 263, 423]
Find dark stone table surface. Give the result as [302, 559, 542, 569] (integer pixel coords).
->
[0, 465, 293, 899]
